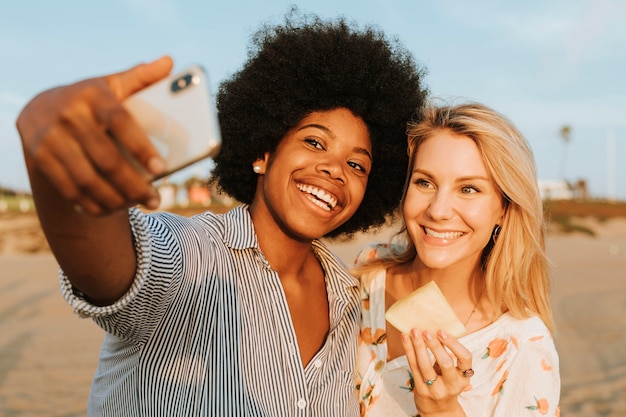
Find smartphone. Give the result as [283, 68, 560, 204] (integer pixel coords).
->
[123, 64, 221, 181]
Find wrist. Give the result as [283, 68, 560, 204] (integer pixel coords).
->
[419, 403, 466, 417]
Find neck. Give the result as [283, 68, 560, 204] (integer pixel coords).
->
[410, 260, 483, 300]
[249, 205, 315, 277]
[408, 259, 487, 330]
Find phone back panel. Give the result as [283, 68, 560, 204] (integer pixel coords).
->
[123, 65, 221, 180]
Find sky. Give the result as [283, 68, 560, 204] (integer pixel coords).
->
[1, 0, 625, 200]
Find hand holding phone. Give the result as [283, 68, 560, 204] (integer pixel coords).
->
[123, 65, 221, 181]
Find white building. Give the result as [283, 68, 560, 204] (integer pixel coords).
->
[538, 180, 574, 200]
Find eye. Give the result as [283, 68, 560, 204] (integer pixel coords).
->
[414, 178, 433, 189]
[348, 160, 368, 174]
[461, 185, 479, 194]
[304, 138, 325, 150]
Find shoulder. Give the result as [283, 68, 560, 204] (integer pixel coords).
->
[493, 313, 557, 358]
[135, 207, 217, 231]
[466, 313, 556, 357]
[352, 243, 391, 287]
[127, 208, 243, 265]
[140, 205, 255, 246]
[353, 242, 393, 266]
[144, 208, 221, 229]
[500, 313, 553, 342]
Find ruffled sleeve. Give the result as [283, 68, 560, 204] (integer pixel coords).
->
[354, 244, 391, 415]
[59, 207, 191, 344]
[491, 317, 561, 417]
[59, 207, 155, 319]
[353, 242, 392, 267]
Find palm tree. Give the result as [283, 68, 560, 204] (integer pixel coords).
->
[559, 125, 571, 180]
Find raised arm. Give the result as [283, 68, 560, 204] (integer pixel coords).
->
[16, 56, 173, 305]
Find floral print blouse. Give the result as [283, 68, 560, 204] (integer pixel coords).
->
[355, 246, 561, 417]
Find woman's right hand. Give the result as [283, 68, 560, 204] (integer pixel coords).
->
[402, 329, 471, 417]
[16, 56, 173, 215]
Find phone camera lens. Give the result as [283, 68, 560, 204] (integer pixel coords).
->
[171, 74, 193, 93]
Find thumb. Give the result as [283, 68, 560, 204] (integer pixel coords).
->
[106, 55, 174, 100]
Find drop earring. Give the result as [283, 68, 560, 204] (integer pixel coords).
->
[492, 224, 501, 244]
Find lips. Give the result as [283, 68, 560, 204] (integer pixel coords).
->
[296, 183, 338, 211]
[423, 227, 465, 240]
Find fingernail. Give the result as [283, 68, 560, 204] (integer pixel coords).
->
[439, 330, 448, 339]
[423, 331, 433, 341]
[401, 333, 409, 343]
[411, 328, 420, 338]
[147, 156, 165, 175]
[146, 196, 160, 210]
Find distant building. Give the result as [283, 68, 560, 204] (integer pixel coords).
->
[188, 183, 212, 207]
[157, 183, 178, 210]
[538, 180, 574, 200]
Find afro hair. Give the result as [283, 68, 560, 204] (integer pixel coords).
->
[211, 11, 428, 238]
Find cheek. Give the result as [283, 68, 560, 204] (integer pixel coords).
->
[402, 202, 413, 221]
[402, 189, 425, 219]
[352, 180, 368, 206]
[465, 205, 500, 240]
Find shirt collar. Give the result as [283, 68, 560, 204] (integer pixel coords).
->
[223, 205, 358, 289]
[222, 204, 259, 250]
[312, 240, 359, 291]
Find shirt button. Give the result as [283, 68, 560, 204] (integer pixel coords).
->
[297, 398, 307, 409]
[313, 359, 322, 368]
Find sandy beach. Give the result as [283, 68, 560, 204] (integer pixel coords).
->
[1, 212, 625, 416]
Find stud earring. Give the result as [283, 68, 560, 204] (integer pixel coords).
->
[253, 165, 262, 173]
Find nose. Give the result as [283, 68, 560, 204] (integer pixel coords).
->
[426, 190, 455, 220]
[316, 157, 345, 183]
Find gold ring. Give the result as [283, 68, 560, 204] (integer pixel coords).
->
[461, 368, 475, 377]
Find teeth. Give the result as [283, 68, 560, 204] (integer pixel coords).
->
[424, 227, 464, 240]
[297, 184, 338, 210]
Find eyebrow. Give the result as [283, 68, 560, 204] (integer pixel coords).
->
[412, 168, 491, 182]
[299, 123, 373, 161]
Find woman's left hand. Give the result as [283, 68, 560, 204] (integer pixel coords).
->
[401, 329, 471, 417]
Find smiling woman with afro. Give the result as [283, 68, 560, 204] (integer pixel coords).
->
[211, 11, 428, 237]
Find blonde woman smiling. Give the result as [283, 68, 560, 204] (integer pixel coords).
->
[355, 102, 560, 417]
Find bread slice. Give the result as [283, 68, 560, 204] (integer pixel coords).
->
[385, 281, 467, 337]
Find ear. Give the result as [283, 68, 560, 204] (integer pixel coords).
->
[497, 200, 507, 225]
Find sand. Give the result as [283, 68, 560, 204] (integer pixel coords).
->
[1, 214, 625, 416]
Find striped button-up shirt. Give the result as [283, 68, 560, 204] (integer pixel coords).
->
[60, 205, 360, 416]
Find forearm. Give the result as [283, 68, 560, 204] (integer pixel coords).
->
[27, 161, 137, 305]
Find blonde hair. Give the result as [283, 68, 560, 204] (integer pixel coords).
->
[357, 100, 555, 333]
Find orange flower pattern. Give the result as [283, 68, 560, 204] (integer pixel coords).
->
[482, 337, 509, 359]
[511, 335, 519, 349]
[360, 327, 387, 346]
[362, 288, 371, 311]
[541, 358, 553, 371]
[354, 245, 560, 417]
[526, 397, 550, 415]
[491, 370, 509, 395]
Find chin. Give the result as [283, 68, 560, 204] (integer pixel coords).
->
[417, 251, 459, 270]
